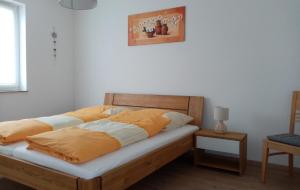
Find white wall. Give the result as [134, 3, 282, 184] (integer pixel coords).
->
[0, 0, 75, 121]
[73, 0, 300, 166]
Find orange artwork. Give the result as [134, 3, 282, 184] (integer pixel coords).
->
[128, 6, 185, 46]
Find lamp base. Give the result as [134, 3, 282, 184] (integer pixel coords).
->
[214, 121, 227, 134]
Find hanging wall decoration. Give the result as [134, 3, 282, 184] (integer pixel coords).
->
[51, 27, 57, 59]
[128, 6, 185, 46]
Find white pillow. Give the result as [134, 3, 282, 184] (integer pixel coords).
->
[103, 107, 128, 116]
[162, 112, 193, 131]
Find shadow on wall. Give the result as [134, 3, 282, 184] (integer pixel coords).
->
[202, 97, 214, 129]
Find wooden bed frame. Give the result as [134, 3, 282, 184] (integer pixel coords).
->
[0, 93, 204, 190]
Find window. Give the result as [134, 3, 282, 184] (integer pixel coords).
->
[0, 0, 26, 92]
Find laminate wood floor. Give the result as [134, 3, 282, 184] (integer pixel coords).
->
[1, 154, 299, 190]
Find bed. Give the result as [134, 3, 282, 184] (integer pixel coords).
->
[0, 93, 204, 190]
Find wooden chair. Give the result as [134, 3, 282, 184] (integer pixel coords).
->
[261, 91, 300, 183]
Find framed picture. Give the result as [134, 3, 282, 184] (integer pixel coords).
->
[128, 6, 185, 46]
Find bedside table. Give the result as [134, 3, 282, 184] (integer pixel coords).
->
[194, 129, 247, 175]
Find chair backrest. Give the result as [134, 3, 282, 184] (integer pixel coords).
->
[290, 91, 300, 133]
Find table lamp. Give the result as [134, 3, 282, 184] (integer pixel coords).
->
[214, 106, 229, 134]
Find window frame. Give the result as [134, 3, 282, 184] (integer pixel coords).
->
[0, 0, 26, 92]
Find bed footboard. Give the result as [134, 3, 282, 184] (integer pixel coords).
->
[78, 178, 102, 190]
[0, 154, 78, 190]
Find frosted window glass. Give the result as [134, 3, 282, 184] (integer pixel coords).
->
[0, 1, 26, 92]
[0, 5, 17, 85]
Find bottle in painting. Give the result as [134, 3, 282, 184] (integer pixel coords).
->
[155, 20, 162, 35]
[162, 24, 168, 35]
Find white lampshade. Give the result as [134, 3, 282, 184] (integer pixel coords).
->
[59, 0, 97, 10]
[214, 106, 229, 121]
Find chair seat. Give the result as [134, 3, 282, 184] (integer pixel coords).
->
[268, 134, 300, 147]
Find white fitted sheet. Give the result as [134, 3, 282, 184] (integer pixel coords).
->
[13, 125, 198, 179]
[0, 142, 26, 156]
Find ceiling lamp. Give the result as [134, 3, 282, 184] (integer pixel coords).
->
[59, 0, 97, 10]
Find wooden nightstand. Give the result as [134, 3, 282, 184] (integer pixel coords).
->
[194, 129, 247, 175]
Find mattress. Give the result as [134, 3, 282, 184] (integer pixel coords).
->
[13, 125, 198, 179]
[0, 142, 26, 156]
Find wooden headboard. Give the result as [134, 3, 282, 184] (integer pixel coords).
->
[104, 93, 204, 127]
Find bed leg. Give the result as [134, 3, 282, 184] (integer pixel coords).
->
[78, 178, 102, 190]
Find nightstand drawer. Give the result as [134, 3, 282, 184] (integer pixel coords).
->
[196, 136, 239, 154]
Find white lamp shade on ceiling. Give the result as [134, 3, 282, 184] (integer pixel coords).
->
[59, 0, 97, 10]
[214, 106, 229, 121]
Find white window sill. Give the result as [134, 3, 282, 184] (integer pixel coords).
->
[0, 90, 28, 93]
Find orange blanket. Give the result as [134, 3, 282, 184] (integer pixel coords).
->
[108, 109, 169, 136]
[26, 109, 171, 164]
[27, 127, 121, 163]
[64, 106, 111, 122]
[0, 105, 112, 144]
[0, 120, 52, 144]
